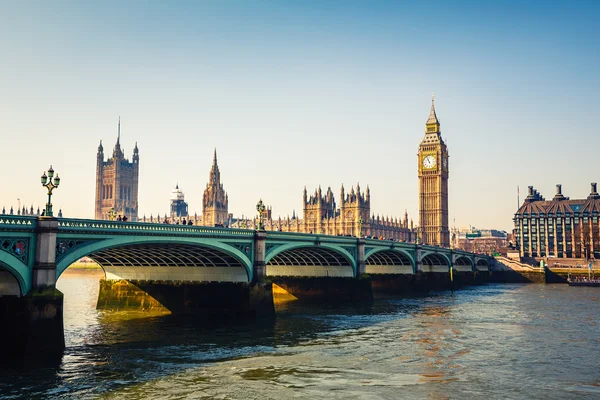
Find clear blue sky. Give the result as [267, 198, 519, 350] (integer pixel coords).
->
[1, 0, 598, 231]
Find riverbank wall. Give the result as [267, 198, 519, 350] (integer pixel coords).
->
[490, 257, 546, 283]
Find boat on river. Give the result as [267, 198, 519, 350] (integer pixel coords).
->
[567, 274, 600, 287]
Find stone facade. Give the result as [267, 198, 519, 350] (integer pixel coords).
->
[418, 96, 450, 247]
[229, 184, 415, 241]
[95, 119, 139, 221]
[451, 228, 508, 254]
[514, 183, 600, 259]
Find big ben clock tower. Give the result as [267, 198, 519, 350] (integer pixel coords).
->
[418, 95, 449, 247]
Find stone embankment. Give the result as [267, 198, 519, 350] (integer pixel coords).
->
[490, 256, 546, 283]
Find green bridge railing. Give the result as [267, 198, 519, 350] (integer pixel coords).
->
[57, 218, 255, 237]
[0, 215, 37, 230]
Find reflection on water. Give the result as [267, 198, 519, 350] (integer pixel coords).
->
[1, 272, 600, 399]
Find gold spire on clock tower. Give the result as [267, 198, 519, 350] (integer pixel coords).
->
[418, 94, 450, 247]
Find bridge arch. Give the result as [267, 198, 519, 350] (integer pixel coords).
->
[453, 255, 474, 272]
[265, 243, 356, 278]
[0, 252, 30, 296]
[453, 256, 473, 266]
[475, 258, 490, 271]
[420, 251, 451, 272]
[365, 248, 416, 275]
[56, 237, 254, 283]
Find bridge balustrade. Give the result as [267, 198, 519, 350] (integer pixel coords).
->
[0, 216, 37, 230]
[58, 218, 254, 237]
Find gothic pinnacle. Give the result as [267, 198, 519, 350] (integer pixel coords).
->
[427, 93, 439, 125]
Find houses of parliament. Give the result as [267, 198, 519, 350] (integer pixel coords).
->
[94, 99, 450, 247]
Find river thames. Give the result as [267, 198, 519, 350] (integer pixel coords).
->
[1, 271, 600, 399]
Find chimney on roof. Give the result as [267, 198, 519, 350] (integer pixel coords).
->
[589, 182, 600, 199]
[553, 184, 566, 200]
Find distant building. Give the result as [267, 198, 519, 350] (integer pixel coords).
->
[513, 183, 600, 259]
[169, 184, 188, 218]
[452, 226, 508, 255]
[260, 204, 272, 221]
[230, 184, 415, 241]
[95, 119, 139, 221]
[146, 150, 413, 240]
[202, 149, 229, 226]
[147, 150, 228, 226]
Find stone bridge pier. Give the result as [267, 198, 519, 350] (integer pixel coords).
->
[0, 217, 65, 362]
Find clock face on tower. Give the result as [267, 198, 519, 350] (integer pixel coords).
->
[422, 155, 436, 169]
[443, 156, 448, 170]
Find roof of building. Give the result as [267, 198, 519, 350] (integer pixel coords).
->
[427, 94, 440, 125]
[170, 183, 185, 201]
[515, 184, 600, 216]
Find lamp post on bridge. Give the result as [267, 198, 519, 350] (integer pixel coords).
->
[358, 217, 364, 238]
[41, 165, 60, 217]
[256, 199, 266, 231]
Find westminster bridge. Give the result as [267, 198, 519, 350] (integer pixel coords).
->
[0, 215, 491, 359]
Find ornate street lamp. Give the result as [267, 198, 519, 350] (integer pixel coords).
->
[256, 199, 266, 230]
[41, 165, 60, 217]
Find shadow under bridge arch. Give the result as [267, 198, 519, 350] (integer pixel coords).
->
[365, 249, 415, 275]
[57, 240, 252, 283]
[475, 258, 490, 271]
[265, 245, 356, 278]
[0, 252, 29, 296]
[453, 255, 474, 272]
[420, 252, 451, 273]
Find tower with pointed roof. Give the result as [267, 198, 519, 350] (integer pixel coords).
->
[418, 95, 450, 247]
[170, 183, 188, 219]
[94, 118, 139, 221]
[202, 149, 229, 226]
